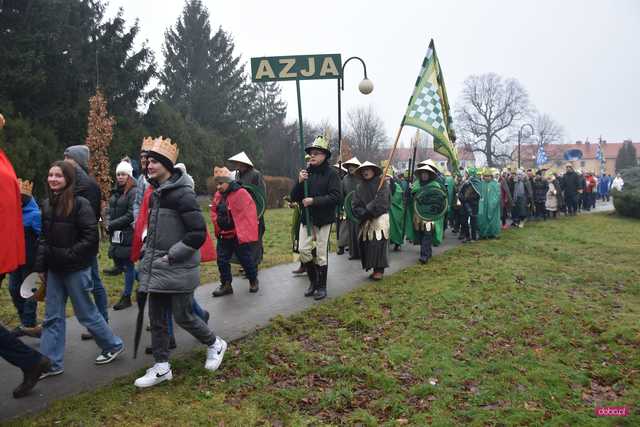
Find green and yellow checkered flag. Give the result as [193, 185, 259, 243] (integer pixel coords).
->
[403, 39, 459, 172]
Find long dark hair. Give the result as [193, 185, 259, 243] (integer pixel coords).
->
[47, 160, 76, 217]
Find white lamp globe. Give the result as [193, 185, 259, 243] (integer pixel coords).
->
[358, 78, 374, 95]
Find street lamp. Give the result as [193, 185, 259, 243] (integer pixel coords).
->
[517, 123, 534, 169]
[337, 56, 373, 164]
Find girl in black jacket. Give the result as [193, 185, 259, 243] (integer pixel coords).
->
[35, 161, 124, 378]
[108, 160, 137, 310]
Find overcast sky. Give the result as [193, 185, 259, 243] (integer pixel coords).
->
[107, 0, 639, 147]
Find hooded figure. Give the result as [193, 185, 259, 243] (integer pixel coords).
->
[385, 166, 405, 250]
[458, 167, 481, 241]
[351, 162, 390, 281]
[477, 169, 502, 238]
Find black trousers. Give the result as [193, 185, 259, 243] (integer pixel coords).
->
[0, 324, 41, 370]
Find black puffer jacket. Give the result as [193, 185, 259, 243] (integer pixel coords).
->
[290, 160, 342, 227]
[34, 196, 99, 273]
[74, 166, 101, 221]
[107, 184, 136, 260]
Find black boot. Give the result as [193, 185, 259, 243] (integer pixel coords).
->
[337, 246, 345, 255]
[303, 262, 318, 297]
[314, 265, 327, 300]
[249, 278, 259, 293]
[13, 356, 51, 398]
[113, 295, 132, 311]
[212, 282, 233, 297]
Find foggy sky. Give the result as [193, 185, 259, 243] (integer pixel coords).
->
[107, 0, 639, 147]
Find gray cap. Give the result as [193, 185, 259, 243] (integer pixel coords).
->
[64, 145, 90, 171]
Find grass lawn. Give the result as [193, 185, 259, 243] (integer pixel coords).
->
[0, 206, 304, 327]
[7, 213, 640, 426]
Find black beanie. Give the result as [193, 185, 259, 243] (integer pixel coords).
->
[147, 151, 174, 173]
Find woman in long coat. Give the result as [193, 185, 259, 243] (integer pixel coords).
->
[351, 161, 390, 281]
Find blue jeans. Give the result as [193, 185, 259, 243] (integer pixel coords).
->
[217, 238, 257, 283]
[114, 258, 135, 297]
[40, 268, 123, 371]
[90, 256, 109, 323]
[8, 268, 38, 327]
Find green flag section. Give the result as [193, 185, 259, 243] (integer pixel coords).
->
[478, 180, 502, 238]
[403, 39, 459, 172]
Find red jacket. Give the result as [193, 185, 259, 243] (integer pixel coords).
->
[584, 175, 596, 193]
[210, 185, 258, 244]
[0, 149, 25, 273]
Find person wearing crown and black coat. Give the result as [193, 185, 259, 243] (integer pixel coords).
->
[290, 136, 341, 300]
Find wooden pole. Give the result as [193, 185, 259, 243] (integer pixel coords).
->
[378, 122, 405, 191]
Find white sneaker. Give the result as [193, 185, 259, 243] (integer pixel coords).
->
[205, 337, 227, 371]
[134, 363, 173, 388]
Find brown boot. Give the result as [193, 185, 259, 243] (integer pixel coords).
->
[291, 262, 306, 275]
[13, 356, 51, 398]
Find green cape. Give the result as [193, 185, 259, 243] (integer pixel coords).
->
[389, 181, 405, 245]
[478, 179, 502, 238]
[405, 180, 445, 246]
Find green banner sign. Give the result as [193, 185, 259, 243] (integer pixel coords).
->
[251, 54, 342, 82]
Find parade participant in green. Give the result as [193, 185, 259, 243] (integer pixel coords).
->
[458, 167, 481, 243]
[351, 162, 390, 281]
[444, 171, 456, 231]
[384, 166, 405, 251]
[290, 154, 311, 275]
[408, 164, 447, 264]
[339, 157, 362, 260]
[477, 168, 502, 239]
[290, 136, 341, 300]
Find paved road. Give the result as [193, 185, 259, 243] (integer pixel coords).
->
[1, 201, 613, 422]
[0, 232, 464, 422]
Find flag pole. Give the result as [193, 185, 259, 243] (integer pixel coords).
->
[378, 118, 406, 191]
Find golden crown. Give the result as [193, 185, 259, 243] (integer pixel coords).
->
[141, 136, 154, 152]
[18, 179, 33, 197]
[150, 136, 179, 164]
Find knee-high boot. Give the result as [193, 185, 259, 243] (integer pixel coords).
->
[314, 265, 327, 300]
[303, 262, 318, 297]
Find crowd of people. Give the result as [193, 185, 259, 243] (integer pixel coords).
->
[0, 114, 623, 399]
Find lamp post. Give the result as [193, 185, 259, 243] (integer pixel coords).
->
[517, 123, 534, 169]
[337, 57, 373, 164]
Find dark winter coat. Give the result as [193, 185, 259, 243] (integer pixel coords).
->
[531, 177, 549, 203]
[138, 170, 207, 293]
[352, 176, 390, 221]
[290, 160, 342, 227]
[237, 168, 266, 195]
[107, 184, 136, 260]
[34, 196, 99, 273]
[73, 165, 101, 221]
[562, 170, 582, 197]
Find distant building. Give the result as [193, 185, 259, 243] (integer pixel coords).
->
[512, 140, 640, 175]
[384, 144, 476, 174]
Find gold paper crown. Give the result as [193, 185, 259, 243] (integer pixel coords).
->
[18, 179, 33, 197]
[149, 136, 179, 164]
[141, 136, 154, 152]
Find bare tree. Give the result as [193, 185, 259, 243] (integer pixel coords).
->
[346, 105, 388, 163]
[533, 112, 564, 146]
[455, 73, 530, 166]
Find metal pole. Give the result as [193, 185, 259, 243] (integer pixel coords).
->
[296, 79, 312, 236]
[517, 130, 521, 169]
[337, 78, 342, 163]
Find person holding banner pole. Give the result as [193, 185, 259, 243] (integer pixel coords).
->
[290, 136, 341, 300]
